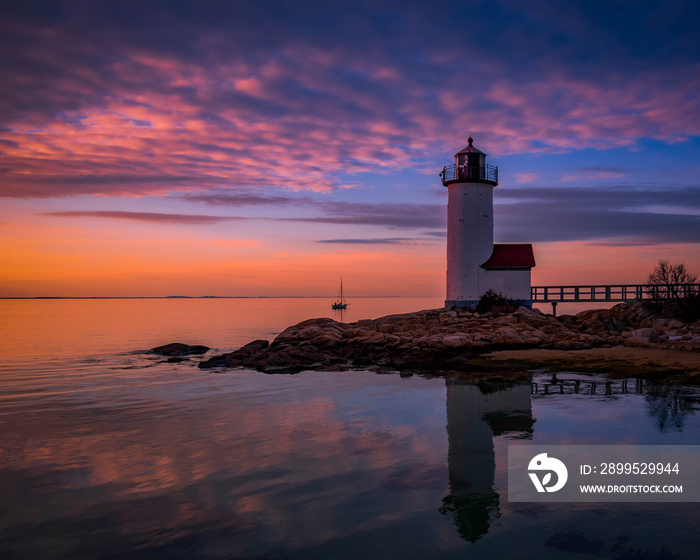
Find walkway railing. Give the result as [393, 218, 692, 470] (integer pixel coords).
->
[531, 283, 700, 303]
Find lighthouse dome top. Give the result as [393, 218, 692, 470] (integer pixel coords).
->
[454, 136, 486, 157]
[440, 135, 498, 187]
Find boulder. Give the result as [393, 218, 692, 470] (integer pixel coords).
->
[623, 327, 661, 348]
[628, 328, 660, 343]
[151, 342, 210, 356]
[198, 339, 269, 368]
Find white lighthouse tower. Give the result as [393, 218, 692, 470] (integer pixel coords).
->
[440, 137, 535, 309]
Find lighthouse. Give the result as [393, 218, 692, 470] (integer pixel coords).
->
[440, 137, 535, 309]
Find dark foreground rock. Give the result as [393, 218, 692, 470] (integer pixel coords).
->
[151, 343, 210, 356]
[198, 302, 700, 374]
[198, 339, 270, 368]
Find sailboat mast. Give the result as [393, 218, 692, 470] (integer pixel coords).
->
[331, 277, 348, 309]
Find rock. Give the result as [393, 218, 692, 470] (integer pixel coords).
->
[441, 334, 472, 348]
[151, 342, 210, 356]
[623, 338, 652, 348]
[628, 328, 660, 343]
[196, 302, 698, 374]
[199, 339, 269, 368]
[623, 328, 661, 348]
[557, 315, 577, 328]
[491, 327, 524, 346]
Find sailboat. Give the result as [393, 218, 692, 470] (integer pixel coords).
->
[332, 278, 348, 309]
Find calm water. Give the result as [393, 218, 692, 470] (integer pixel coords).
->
[1, 298, 699, 559]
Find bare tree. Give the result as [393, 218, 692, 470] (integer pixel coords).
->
[646, 260, 698, 301]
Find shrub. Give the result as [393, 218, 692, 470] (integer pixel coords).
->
[475, 289, 518, 314]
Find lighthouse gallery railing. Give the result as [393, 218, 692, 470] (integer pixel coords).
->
[440, 163, 498, 184]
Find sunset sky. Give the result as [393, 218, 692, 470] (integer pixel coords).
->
[1, 0, 699, 297]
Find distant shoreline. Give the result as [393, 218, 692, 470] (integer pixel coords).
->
[0, 295, 407, 300]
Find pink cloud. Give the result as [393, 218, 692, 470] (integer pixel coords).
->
[1, 38, 699, 199]
[513, 172, 538, 184]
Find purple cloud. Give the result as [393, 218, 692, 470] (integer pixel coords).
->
[494, 185, 700, 244]
[317, 238, 428, 245]
[0, 1, 698, 200]
[43, 210, 239, 225]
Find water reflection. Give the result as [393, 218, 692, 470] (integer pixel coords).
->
[645, 383, 697, 433]
[531, 376, 640, 396]
[440, 380, 533, 543]
[2, 362, 699, 559]
[531, 375, 698, 434]
[332, 306, 347, 323]
[439, 376, 700, 548]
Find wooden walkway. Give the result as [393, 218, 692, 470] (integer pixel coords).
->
[532, 284, 646, 303]
[530, 283, 700, 315]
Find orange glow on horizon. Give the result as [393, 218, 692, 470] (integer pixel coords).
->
[0, 220, 446, 297]
[2, 214, 699, 298]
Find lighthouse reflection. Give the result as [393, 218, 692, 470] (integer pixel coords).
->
[440, 379, 534, 542]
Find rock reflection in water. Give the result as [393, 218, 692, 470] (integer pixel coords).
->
[440, 380, 533, 542]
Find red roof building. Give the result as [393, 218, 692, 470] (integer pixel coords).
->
[481, 244, 536, 270]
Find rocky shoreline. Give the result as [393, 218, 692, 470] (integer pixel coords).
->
[153, 301, 700, 378]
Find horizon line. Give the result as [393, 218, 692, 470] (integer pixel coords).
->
[0, 295, 425, 300]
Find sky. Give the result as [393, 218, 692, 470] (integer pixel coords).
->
[1, 0, 699, 297]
